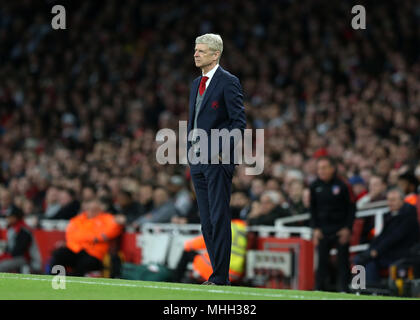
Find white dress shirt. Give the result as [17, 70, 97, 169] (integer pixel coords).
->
[202, 63, 219, 89]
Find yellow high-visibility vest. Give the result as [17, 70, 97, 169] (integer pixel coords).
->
[229, 220, 247, 275]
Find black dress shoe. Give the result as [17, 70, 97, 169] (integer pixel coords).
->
[201, 281, 216, 285]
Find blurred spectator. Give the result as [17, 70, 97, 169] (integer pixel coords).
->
[247, 190, 289, 226]
[266, 178, 281, 191]
[44, 186, 61, 218]
[115, 189, 143, 225]
[348, 176, 368, 201]
[138, 183, 154, 215]
[133, 187, 177, 228]
[230, 190, 251, 220]
[397, 172, 419, 206]
[0, 206, 41, 273]
[0, 189, 23, 219]
[357, 175, 388, 243]
[97, 185, 118, 214]
[310, 157, 356, 292]
[81, 185, 97, 209]
[354, 189, 420, 287]
[47, 188, 80, 220]
[171, 194, 200, 225]
[357, 175, 388, 209]
[287, 179, 307, 216]
[20, 197, 35, 217]
[48, 197, 123, 276]
[172, 179, 200, 224]
[168, 175, 192, 217]
[249, 178, 265, 201]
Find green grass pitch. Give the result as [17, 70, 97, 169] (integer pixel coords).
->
[0, 272, 415, 300]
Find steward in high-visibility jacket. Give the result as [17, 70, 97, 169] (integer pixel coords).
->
[66, 210, 123, 261]
[49, 197, 123, 276]
[184, 219, 247, 283]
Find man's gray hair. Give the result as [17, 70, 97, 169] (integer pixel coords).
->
[261, 190, 281, 205]
[387, 187, 405, 199]
[195, 33, 223, 60]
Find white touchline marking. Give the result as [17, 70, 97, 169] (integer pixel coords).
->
[0, 273, 352, 300]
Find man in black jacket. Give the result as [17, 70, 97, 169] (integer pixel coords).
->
[354, 188, 420, 286]
[48, 188, 80, 220]
[0, 207, 41, 272]
[310, 157, 356, 292]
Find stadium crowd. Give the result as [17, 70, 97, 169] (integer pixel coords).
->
[1, 0, 420, 269]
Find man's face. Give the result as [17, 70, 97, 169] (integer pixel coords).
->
[369, 176, 385, 197]
[289, 181, 304, 199]
[231, 192, 248, 207]
[117, 193, 130, 207]
[6, 215, 17, 226]
[139, 186, 153, 204]
[59, 190, 72, 206]
[396, 179, 410, 194]
[82, 188, 95, 202]
[87, 199, 102, 217]
[317, 159, 335, 182]
[46, 187, 58, 203]
[1, 191, 11, 207]
[194, 43, 218, 69]
[353, 183, 366, 196]
[260, 195, 276, 215]
[387, 191, 404, 212]
[251, 179, 265, 196]
[153, 189, 168, 206]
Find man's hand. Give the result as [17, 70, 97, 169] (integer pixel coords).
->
[336, 227, 352, 245]
[313, 228, 323, 247]
[247, 201, 262, 219]
[171, 216, 187, 224]
[114, 214, 127, 225]
[370, 249, 378, 258]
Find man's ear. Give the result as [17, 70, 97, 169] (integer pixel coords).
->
[214, 51, 221, 62]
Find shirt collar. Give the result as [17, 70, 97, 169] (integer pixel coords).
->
[202, 64, 219, 82]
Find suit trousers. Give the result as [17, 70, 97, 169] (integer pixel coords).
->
[190, 163, 235, 285]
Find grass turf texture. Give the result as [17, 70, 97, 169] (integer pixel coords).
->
[0, 272, 415, 300]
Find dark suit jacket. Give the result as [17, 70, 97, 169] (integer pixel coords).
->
[370, 203, 420, 260]
[187, 66, 246, 164]
[49, 200, 80, 220]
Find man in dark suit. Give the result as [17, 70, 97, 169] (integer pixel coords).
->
[187, 33, 246, 285]
[354, 188, 420, 286]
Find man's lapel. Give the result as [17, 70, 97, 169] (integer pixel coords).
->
[197, 66, 222, 118]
